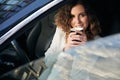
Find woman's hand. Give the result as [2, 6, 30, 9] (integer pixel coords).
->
[64, 31, 87, 51]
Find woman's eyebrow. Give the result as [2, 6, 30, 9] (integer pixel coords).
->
[79, 12, 87, 15]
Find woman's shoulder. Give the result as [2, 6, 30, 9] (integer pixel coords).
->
[55, 27, 65, 36]
[56, 27, 64, 33]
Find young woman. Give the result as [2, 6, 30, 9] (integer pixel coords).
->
[38, 0, 101, 80]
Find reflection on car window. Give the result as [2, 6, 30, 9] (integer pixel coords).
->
[0, 0, 34, 24]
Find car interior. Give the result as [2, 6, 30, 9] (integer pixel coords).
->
[0, 0, 120, 79]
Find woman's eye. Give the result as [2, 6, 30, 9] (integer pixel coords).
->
[81, 14, 85, 17]
[80, 13, 87, 17]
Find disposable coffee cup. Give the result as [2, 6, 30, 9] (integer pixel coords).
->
[70, 26, 83, 35]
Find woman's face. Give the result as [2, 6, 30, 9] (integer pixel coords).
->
[70, 4, 89, 30]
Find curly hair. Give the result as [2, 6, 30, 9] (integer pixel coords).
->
[55, 0, 101, 41]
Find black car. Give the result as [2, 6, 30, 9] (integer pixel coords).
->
[0, 0, 120, 79]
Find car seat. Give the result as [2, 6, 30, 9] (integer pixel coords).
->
[26, 20, 56, 61]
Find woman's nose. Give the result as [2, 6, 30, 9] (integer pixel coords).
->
[75, 17, 81, 24]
